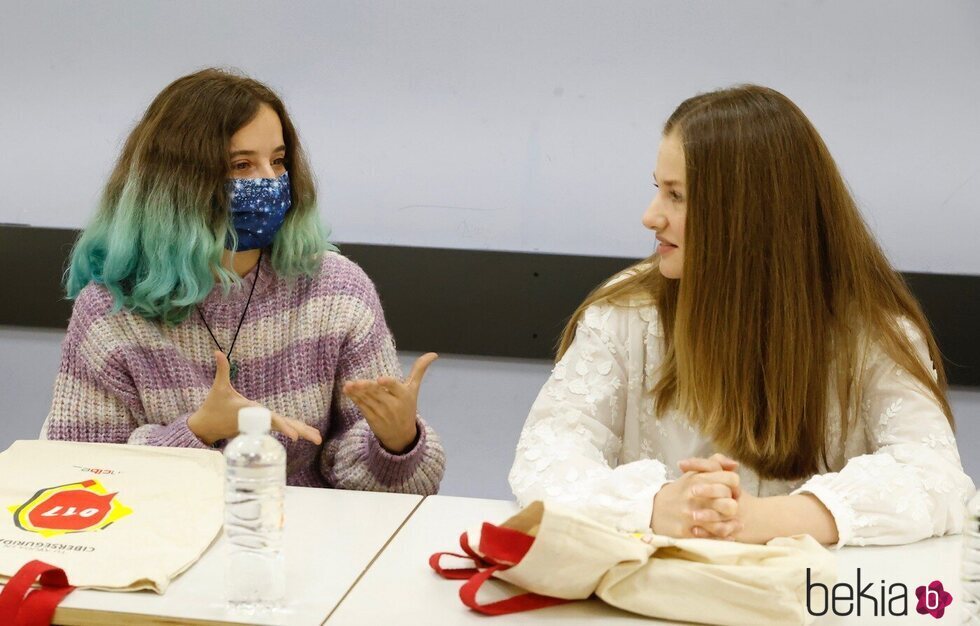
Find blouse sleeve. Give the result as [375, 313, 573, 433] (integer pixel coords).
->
[508, 303, 668, 532]
[794, 321, 975, 548]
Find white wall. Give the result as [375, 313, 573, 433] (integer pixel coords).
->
[1, 326, 978, 499]
[2, 1, 979, 273]
[1, 2, 977, 499]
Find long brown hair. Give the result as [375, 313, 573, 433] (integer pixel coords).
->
[558, 85, 951, 480]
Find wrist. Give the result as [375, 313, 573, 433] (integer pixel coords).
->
[788, 494, 840, 545]
[379, 423, 420, 455]
[650, 480, 676, 534]
[734, 494, 777, 545]
[739, 495, 837, 545]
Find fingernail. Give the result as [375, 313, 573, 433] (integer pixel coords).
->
[691, 487, 701, 496]
[692, 511, 702, 521]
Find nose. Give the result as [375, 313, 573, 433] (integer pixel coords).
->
[642, 194, 667, 231]
[256, 162, 278, 179]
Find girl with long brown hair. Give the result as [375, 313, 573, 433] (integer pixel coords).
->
[509, 85, 973, 546]
[42, 68, 445, 495]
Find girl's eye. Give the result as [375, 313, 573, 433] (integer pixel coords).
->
[232, 162, 249, 170]
[670, 191, 684, 202]
[273, 157, 286, 166]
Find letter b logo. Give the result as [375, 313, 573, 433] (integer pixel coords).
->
[915, 581, 952, 619]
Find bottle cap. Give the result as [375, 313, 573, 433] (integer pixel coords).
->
[238, 407, 272, 433]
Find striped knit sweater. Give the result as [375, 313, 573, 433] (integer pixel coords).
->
[41, 252, 446, 495]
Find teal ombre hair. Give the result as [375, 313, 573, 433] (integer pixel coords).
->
[66, 68, 334, 325]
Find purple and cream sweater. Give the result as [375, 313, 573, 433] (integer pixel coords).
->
[42, 252, 445, 495]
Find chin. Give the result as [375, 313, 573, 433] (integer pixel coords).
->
[658, 263, 682, 280]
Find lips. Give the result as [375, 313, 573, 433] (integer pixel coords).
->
[656, 236, 678, 253]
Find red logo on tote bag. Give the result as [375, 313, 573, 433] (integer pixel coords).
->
[7, 480, 133, 538]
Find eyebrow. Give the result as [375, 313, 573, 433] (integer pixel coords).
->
[229, 144, 287, 158]
[652, 173, 682, 186]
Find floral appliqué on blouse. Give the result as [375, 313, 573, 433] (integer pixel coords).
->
[509, 299, 974, 548]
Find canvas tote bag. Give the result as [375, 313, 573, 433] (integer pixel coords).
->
[0, 440, 224, 593]
[431, 501, 837, 625]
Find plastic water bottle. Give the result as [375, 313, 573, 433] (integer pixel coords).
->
[224, 407, 286, 611]
[963, 492, 980, 624]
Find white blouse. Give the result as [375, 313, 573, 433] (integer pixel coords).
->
[508, 298, 975, 548]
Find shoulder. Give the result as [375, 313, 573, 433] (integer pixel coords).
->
[602, 261, 655, 289]
[576, 299, 663, 350]
[295, 252, 388, 337]
[854, 315, 939, 392]
[72, 282, 116, 320]
[286, 251, 382, 308]
[580, 262, 663, 339]
[307, 251, 379, 300]
[65, 283, 141, 365]
[858, 316, 930, 363]
[68, 283, 125, 343]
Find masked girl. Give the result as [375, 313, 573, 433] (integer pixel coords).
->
[42, 69, 445, 495]
[509, 85, 973, 546]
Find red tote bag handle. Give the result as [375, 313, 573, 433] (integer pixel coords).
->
[458, 564, 570, 615]
[429, 531, 493, 579]
[430, 522, 571, 616]
[0, 560, 76, 626]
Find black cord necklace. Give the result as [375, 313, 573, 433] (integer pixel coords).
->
[196, 249, 262, 382]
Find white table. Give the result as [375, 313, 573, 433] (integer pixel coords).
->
[328, 495, 967, 625]
[49, 487, 422, 626]
[328, 496, 672, 625]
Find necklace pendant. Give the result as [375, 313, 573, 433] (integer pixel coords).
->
[229, 360, 239, 382]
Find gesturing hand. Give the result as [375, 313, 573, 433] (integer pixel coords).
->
[651, 453, 742, 539]
[187, 351, 323, 446]
[342, 352, 438, 454]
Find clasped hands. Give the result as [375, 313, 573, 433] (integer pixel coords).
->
[651, 452, 763, 542]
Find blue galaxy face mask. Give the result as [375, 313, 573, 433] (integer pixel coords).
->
[225, 171, 291, 251]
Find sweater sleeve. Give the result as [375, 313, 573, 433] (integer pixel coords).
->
[318, 266, 445, 494]
[793, 320, 975, 547]
[41, 289, 209, 450]
[508, 303, 668, 532]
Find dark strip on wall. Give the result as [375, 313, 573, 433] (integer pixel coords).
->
[2, 224, 978, 386]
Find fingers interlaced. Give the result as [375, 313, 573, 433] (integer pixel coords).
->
[684, 467, 742, 539]
[696, 520, 741, 539]
[678, 453, 738, 474]
[692, 470, 740, 490]
[690, 483, 734, 500]
[680, 458, 724, 473]
[709, 498, 738, 518]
